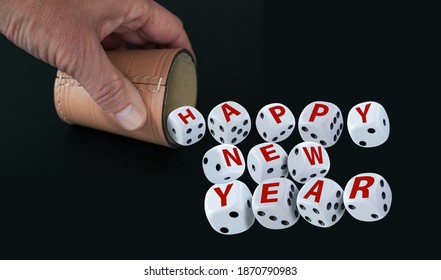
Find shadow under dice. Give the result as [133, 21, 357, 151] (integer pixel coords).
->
[207, 101, 251, 145]
[204, 180, 255, 235]
[347, 101, 390, 148]
[252, 178, 300, 230]
[297, 178, 345, 228]
[255, 103, 296, 143]
[167, 106, 206, 146]
[287, 141, 330, 184]
[298, 101, 343, 148]
[247, 142, 288, 184]
[343, 173, 392, 222]
[202, 144, 245, 184]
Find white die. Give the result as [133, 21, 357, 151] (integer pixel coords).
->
[207, 101, 251, 145]
[343, 173, 392, 222]
[247, 142, 289, 184]
[347, 101, 390, 148]
[255, 103, 296, 143]
[204, 180, 255, 235]
[202, 144, 246, 184]
[252, 178, 300, 230]
[167, 106, 206, 146]
[298, 101, 343, 148]
[297, 178, 345, 228]
[287, 142, 330, 184]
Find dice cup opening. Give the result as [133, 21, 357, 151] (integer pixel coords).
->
[162, 51, 198, 147]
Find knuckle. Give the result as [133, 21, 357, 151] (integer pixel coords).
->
[90, 77, 127, 113]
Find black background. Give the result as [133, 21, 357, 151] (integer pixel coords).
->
[0, 1, 437, 259]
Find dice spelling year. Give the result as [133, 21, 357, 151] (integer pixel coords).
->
[167, 100, 392, 235]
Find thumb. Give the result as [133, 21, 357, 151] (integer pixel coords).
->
[70, 44, 146, 131]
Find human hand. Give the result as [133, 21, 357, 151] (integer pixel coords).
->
[0, 0, 194, 130]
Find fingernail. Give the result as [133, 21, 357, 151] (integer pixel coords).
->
[115, 104, 144, 130]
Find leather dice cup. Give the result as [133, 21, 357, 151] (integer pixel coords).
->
[54, 48, 197, 148]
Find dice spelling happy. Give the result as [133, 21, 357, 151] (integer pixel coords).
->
[347, 101, 390, 148]
[298, 101, 344, 148]
[167, 106, 206, 146]
[207, 101, 251, 145]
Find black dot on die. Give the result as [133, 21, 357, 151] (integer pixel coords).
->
[382, 192, 386, 199]
[203, 158, 208, 164]
[187, 139, 192, 144]
[247, 200, 251, 208]
[267, 168, 274, 174]
[237, 129, 243, 134]
[333, 117, 337, 124]
[380, 180, 385, 187]
[287, 198, 292, 206]
[198, 123, 204, 128]
[258, 211, 265, 216]
[336, 129, 340, 136]
[186, 128, 192, 134]
[269, 216, 277, 221]
[229, 211, 239, 218]
[290, 184, 295, 192]
[368, 128, 376, 134]
[231, 126, 237, 132]
[272, 137, 278, 142]
[210, 118, 214, 124]
[311, 133, 318, 139]
[313, 208, 320, 214]
[232, 138, 237, 144]
[359, 141, 367, 146]
[327, 203, 332, 210]
[294, 148, 299, 155]
[299, 204, 306, 210]
[337, 111, 340, 118]
[292, 169, 297, 176]
[289, 192, 293, 199]
[301, 126, 308, 132]
[334, 203, 339, 210]
[220, 227, 229, 233]
[305, 216, 311, 222]
[215, 164, 221, 171]
[172, 128, 176, 134]
[330, 123, 334, 130]
[384, 204, 388, 212]
[340, 123, 343, 130]
[243, 131, 248, 137]
[219, 137, 224, 143]
[332, 215, 337, 222]
[300, 178, 307, 182]
[318, 220, 325, 226]
[210, 129, 215, 136]
[263, 132, 267, 138]
[281, 220, 289, 226]
[320, 169, 327, 174]
[243, 120, 249, 126]
[294, 210, 299, 217]
[348, 205, 356, 210]
[224, 177, 230, 181]
[281, 164, 287, 170]
[198, 134, 203, 139]
[383, 119, 387, 126]
[336, 191, 341, 198]
[260, 113, 264, 119]
[252, 165, 256, 171]
[280, 131, 286, 135]
[333, 135, 337, 141]
[310, 173, 317, 178]
[288, 124, 294, 129]
[371, 214, 379, 219]
[219, 126, 224, 132]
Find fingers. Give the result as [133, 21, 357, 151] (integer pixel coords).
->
[71, 38, 147, 130]
[138, 1, 194, 56]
